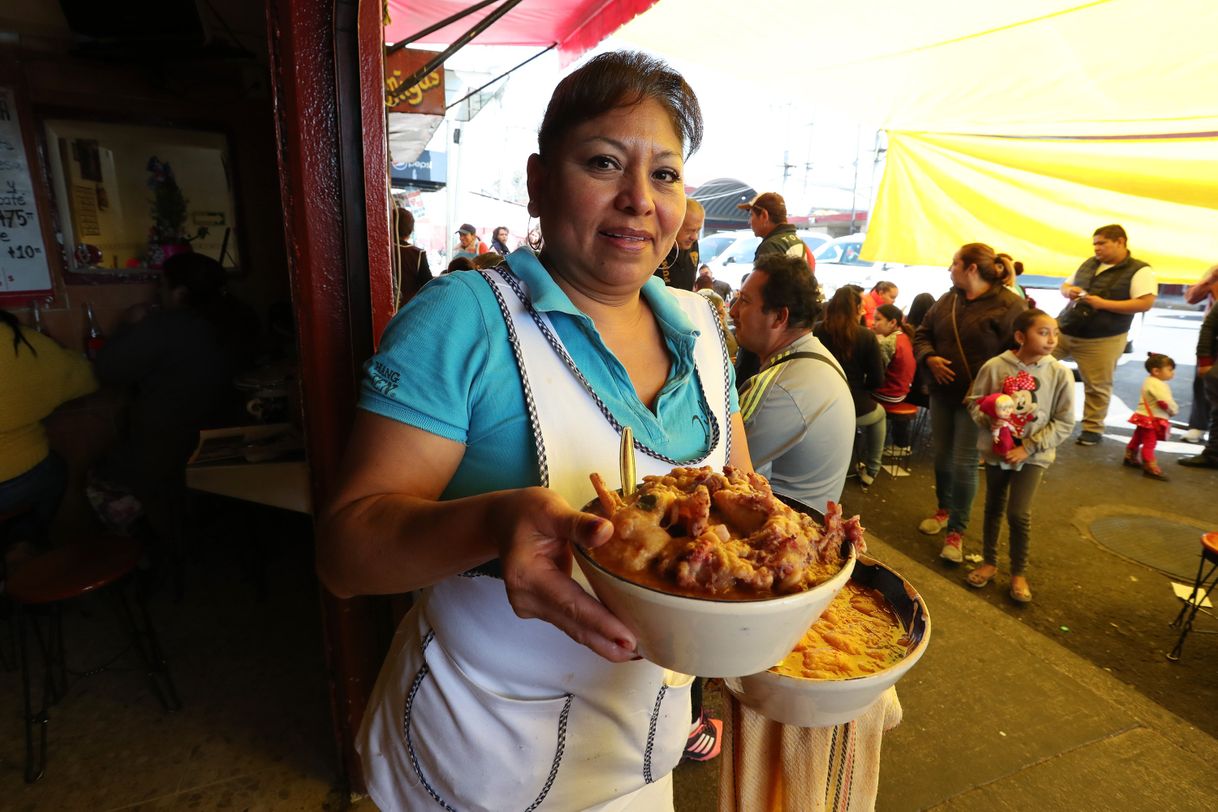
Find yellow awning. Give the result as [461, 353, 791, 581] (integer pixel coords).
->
[615, 0, 1218, 280]
[864, 131, 1218, 283]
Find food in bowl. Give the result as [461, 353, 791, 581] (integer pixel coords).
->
[588, 465, 863, 600]
[724, 556, 931, 726]
[771, 581, 910, 680]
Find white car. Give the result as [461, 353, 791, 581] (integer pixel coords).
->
[813, 234, 948, 309]
[702, 229, 831, 293]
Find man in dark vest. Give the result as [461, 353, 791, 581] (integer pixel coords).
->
[733, 192, 816, 387]
[1054, 224, 1157, 445]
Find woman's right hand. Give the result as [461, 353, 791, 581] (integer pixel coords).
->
[926, 355, 956, 384]
[492, 487, 640, 663]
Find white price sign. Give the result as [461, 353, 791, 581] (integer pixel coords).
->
[0, 86, 51, 295]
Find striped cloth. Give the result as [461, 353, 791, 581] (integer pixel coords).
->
[718, 687, 902, 811]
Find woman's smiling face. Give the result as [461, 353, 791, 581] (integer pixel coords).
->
[527, 98, 686, 298]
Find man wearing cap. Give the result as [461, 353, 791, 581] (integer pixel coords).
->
[739, 192, 815, 271]
[453, 223, 488, 261]
[734, 192, 816, 386]
[655, 197, 704, 291]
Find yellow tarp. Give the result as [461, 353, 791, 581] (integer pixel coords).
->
[616, 0, 1218, 280]
[864, 131, 1218, 283]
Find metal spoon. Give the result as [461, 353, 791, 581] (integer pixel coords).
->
[620, 426, 636, 498]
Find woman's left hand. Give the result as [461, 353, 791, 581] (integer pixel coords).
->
[493, 487, 640, 663]
[1004, 445, 1030, 465]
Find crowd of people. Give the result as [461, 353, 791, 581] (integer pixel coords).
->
[7, 47, 1214, 812]
[328, 51, 1218, 811]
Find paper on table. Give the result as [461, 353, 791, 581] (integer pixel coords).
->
[1172, 582, 1213, 608]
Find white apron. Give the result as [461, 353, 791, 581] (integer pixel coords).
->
[357, 269, 732, 811]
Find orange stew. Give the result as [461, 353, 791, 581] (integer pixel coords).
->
[771, 581, 909, 680]
[587, 465, 861, 600]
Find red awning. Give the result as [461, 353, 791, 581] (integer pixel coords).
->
[384, 0, 660, 63]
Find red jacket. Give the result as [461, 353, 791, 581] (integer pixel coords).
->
[861, 290, 886, 328]
[874, 332, 915, 403]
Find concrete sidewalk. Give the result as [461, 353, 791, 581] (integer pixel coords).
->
[867, 531, 1218, 811]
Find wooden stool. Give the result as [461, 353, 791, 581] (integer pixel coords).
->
[7, 535, 182, 783]
[1167, 532, 1218, 662]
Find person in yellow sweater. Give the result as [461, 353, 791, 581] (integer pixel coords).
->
[0, 309, 98, 563]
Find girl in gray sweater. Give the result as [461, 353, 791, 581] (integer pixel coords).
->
[965, 309, 1076, 603]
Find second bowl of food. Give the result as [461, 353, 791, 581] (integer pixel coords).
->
[573, 465, 863, 678]
[723, 554, 931, 727]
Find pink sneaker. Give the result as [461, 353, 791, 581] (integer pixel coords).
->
[918, 509, 949, 535]
[940, 531, 964, 563]
[682, 710, 724, 762]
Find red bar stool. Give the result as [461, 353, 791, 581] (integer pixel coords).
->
[6, 534, 182, 783]
[882, 401, 924, 474]
[1167, 531, 1218, 662]
[1, 503, 37, 672]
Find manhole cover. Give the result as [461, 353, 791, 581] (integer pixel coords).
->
[1089, 515, 1205, 580]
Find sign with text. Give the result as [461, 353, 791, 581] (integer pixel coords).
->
[0, 86, 51, 296]
[385, 47, 445, 115]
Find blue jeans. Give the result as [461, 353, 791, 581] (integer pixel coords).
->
[0, 452, 67, 547]
[857, 402, 887, 477]
[930, 393, 980, 534]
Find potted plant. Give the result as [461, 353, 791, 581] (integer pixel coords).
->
[145, 156, 209, 268]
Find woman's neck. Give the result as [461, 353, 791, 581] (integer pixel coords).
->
[543, 254, 648, 328]
[960, 279, 993, 301]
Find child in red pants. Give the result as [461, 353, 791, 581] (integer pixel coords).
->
[1125, 352, 1178, 480]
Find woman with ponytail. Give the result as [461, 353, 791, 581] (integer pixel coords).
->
[912, 243, 1026, 562]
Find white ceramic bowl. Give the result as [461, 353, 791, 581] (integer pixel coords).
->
[724, 555, 931, 727]
[574, 495, 857, 678]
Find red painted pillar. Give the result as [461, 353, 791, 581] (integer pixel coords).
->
[265, 0, 393, 794]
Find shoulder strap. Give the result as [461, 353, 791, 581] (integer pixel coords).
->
[771, 351, 848, 384]
[949, 292, 974, 386]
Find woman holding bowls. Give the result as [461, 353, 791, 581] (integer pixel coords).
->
[320, 52, 749, 811]
[913, 244, 1025, 562]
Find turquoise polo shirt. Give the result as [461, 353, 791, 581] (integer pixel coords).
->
[358, 249, 739, 500]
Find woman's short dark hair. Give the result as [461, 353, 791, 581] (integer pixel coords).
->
[752, 254, 820, 328]
[907, 292, 936, 327]
[1094, 224, 1128, 243]
[537, 51, 703, 160]
[1145, 351, 1175, 373]
[395, 206, 415, 242]
[958, 242, 1006, 287]
[446, 256, 475, 274]
[163, 252, 226, 310]
[871, 281, 897, 295]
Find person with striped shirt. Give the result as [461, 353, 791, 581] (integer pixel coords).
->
[729, 253, 855, 512]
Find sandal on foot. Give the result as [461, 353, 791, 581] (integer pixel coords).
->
[966, 567, 996, 588]
[1122, 453, 1141, 468]
[1009, 582, 1032, 603]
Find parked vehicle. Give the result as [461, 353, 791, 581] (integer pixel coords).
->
[813, 234, 947, 309]
[702, 229, 831, 292]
